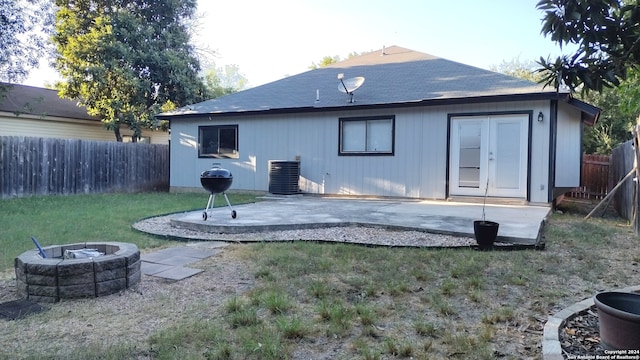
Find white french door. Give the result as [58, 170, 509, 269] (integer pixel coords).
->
[449, 114, 529, 198]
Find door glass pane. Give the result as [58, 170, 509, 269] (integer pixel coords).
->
[494, 122, 520, 189]
[458, 123, 481, 188]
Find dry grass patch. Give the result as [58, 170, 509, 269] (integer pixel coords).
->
[0, 198, 637, 359]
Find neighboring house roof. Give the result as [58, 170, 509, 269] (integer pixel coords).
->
[0, 83, 99, 121]
[157, 45, 600, 124]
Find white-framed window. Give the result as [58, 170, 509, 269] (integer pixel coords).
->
[339, 116, 394, 155]
[198, 125, 239, 158]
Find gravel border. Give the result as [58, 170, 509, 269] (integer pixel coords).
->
[132, 213, 478, 247]
[131, 213, 538, 249]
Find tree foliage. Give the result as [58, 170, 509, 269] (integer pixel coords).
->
[309, 55, 341, 70]
[580, 68, 640, 154]
[536, 0, 640, 93]
[203, 63, 248, 99]
[536, 0, 640, 154]
[308, 52, 362, 70]
[0, 0, 55, 84]
[53, 0, 209, 141]
[489, 57, 544, 83]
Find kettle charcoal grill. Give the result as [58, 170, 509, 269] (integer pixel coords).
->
[200, 164, 236, 221]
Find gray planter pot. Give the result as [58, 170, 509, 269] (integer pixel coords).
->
[594, 291, 640, 350]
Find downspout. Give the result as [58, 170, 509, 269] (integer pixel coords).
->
[579, 117, 584, 194]
[167, 118, 172, 192]
[548, 100, 558, 204]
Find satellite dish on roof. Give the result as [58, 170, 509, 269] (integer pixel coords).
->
[337, 73, 365, 103]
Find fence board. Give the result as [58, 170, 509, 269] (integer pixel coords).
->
[566, 154, 611, 200]
[0, 136, 169, 199]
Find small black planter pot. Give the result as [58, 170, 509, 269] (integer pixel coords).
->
[473, 220, 499, 250]
[594, 291, 640, 350]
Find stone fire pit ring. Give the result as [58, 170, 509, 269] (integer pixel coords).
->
[15, 242, 141, 303]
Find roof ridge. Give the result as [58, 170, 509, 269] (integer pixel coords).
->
[327, 46, 440, 68]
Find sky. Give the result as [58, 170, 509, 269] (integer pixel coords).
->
[23, 0, 575, 88]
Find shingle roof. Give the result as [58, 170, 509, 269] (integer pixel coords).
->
[0, 83, 98, 121]
[157, 46, 564, 118]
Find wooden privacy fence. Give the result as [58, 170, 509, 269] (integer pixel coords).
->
[610, 140, 635, 220]
[566, 153, 611, 200]
[589, 124, 640, 235]
[0, 136, 169, 199]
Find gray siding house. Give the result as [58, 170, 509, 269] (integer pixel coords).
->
[157, 46, 599, 205]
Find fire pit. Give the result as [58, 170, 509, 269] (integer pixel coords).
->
[15, 242, 141, 303]
[200, 164, 237, 220]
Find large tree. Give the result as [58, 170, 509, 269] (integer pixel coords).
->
[0, 0, 54, 83]
[536, 0, 640, 92]
[536, 0, 640, 154]
[53, 0, 209, 141]
[0, 0, 55, 100]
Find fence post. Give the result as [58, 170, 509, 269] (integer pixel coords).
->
[635, 122, 640, 235]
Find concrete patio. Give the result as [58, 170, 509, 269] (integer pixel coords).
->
[170, 196, 551, 247]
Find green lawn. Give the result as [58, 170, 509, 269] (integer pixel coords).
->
[0, 192, 256, 270]
[0, 194, 636, 359]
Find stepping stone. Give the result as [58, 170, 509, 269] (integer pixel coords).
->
[150, 266, 203, 281]
[141, 262, 174, 275]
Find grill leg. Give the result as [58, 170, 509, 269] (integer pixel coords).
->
[206, 194, 216, 211]
[223, 193, 237, 219]
[222, 193, 234, 211]
[202, 194, 216, 221]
